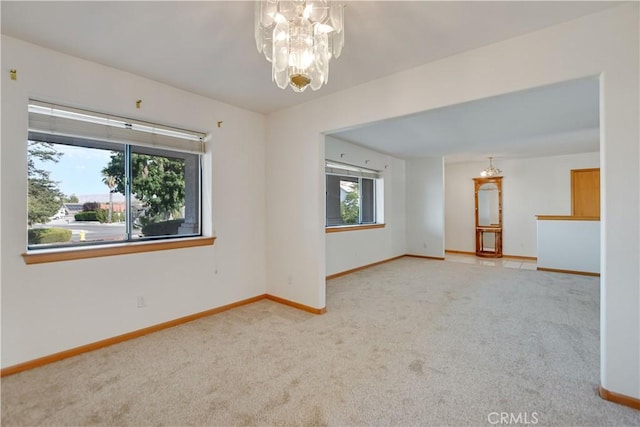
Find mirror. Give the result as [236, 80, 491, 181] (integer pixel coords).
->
[474, 177, 503, 257]
[477, 183, 499, 226]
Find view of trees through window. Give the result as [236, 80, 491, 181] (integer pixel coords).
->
[27, 141, 65, 227]
[340, 180, 359, 224]
[27, 140, 200, 249]
[326, 173, 376, 226]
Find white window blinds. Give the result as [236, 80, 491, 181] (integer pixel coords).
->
[325, 160, 381, 179]
[28, 100, 206, 154]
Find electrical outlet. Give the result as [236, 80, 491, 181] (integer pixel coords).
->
[137, 296, 145, 308]
[287, 275, 292, 285]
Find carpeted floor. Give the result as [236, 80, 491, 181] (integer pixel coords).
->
[2, 258, 639, 426]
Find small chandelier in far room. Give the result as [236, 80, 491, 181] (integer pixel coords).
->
[255, 0, 345, 92]
[480, 157, 502, 177]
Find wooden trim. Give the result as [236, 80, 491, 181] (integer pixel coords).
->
[326, 253, 445, 280]
[0, 293, 265, 377]
[537, 267, 600, 277]
[445, 250, 537, 261]
[536, 215, 600, 221]
[571, 168, 601, 172]
[0, 291, 331, 377]
[265, 294, 326, 315]
[22, 237, 216, 264]
[599, 386, 640, 410]
[325, 223, 385, 233]
[326, 255, 404, 280]
[474, 176, 503, 257]
[445, 250, 476, 256]
[503, 254, 538, 261]
[405, 254, 445, 260]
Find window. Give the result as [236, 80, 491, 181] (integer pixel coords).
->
[325, 161, 381, 227]
[26, 100, 204, 250]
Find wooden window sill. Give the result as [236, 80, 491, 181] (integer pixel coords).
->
[22, 236, 215, 265]
[325, 224, 385, 233]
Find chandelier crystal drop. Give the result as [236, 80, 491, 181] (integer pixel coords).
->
[480, 157, 502, 177]
[255, 0, 345, 92]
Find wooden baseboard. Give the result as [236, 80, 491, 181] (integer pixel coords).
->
[537, 267, 600, 277]
[326, 253, 446, 280]
[599, 385, 640, 410]
[1, 292, 328, 377]
[503, 254, 537, 261]
[0, 294, 267, 377]
[445, 250, 475, 256]
[445, 250, 537, 261]
[265, 294, 326, 315]
[326, 255, 405, 280]
[405, 254, 445, 260]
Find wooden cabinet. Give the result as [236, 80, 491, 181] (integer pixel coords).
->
[571, 168, 600, 217]
[476, 227, 502, 257]
[474, 177, 503, 258]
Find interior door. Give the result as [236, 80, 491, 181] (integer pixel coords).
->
[571, 168, 600, 217]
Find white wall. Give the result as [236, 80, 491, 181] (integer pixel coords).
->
[406, 157, 445, 257]
[324, 137, 406, 276]
[537, 219, 600, 274]
[445, 152, 600, 257]
[265, 4, 638, 399]
[1, 36, 267, 368]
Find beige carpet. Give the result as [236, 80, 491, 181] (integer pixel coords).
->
[2, 258, 639, 426]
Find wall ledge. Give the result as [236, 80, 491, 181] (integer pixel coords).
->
[536, 215, 600, 221]
[325, 224, 385, 233]
[22, 236, 215, 264]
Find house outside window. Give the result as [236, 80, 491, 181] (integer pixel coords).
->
[26, 100, 204, 250]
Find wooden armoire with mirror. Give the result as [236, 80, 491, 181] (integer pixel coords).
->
[474, 177, 503, 257]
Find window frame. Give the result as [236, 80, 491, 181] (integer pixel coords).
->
[325, 160, 384, 231]
[25, 101, 209, 260]
[22, 237, 215, 264]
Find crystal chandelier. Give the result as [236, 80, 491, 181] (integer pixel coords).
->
[480, 157, 502, 177]
[255, 0, 345, 92]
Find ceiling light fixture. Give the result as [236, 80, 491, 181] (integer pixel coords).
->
[480, 157, 502, 177]
[255, 0, 345, 92]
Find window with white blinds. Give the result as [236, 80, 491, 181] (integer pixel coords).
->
[325, 161, 381, 226]
[26, 100, 203, 250]
[28, 100, 206, 154]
